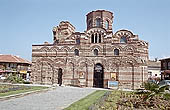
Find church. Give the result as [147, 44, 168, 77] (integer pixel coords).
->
[31, 10, 148, 89]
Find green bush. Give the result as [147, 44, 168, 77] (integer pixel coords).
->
[164, 93, 170, 100]
[5, 75, 24, 83]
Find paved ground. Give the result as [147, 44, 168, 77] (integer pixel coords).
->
[0, 86, 96, 110]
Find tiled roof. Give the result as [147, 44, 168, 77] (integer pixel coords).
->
[159, 57, 170, 61]
[0, 55, 31, 64]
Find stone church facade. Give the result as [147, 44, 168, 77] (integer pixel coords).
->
[31, 10, 148, 89]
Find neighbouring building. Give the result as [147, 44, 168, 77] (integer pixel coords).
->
[148, 59, 161, 81]
[160, 58, 170, 80]
[0, 55, 31, 80]
[31, 10, 149, 89]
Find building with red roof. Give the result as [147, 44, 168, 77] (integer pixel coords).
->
[160, 57, 170, 80]
[0, 55, 31, 81]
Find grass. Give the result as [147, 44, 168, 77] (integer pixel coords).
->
[102, 90, 121, 109]
[64, 90, 107, 110]
[93, 90, 123, 110]
[0, 85, 48, 97]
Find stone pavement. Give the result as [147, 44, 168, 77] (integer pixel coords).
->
[0, 86, 96, 110]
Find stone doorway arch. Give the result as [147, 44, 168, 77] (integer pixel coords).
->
[58, 68, 63, 86]
[93, 63, 104, 88]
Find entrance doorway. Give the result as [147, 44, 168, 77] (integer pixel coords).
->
[58, 68, 63, 86]
[93, 63, 104, 88]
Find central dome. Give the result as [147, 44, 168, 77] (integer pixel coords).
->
[86, 10, 114, 32]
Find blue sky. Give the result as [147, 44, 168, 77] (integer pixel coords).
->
[0, 0, 169, 61]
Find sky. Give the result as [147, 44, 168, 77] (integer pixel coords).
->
[0, 0, 169, 61]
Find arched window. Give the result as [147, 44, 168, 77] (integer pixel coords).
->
[99, 34, 101, 43]
[120, 36, 127, 43]
[105, 20, 109, 29]
[53, 31, 56, 35]
[91, 34, 94, 43]
[74, 49, 79, 56]
[54, 37, 56, 41]
[114, 49, 119, 56]
[76, 38, 80, 44]
[95, 33, 98, 43]
[88, 20, 92, 27]
[94, 49, 98, 56]
[96, 18, 101, 27]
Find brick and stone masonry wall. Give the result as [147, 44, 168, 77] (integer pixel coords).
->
[31, 10, 149, 89]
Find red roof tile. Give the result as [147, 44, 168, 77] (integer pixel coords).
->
[0, 55, 31, 64]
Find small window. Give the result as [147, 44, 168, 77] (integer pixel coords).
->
[149, 72, 152, 76]
[76, 38, 80, 44]
[74, 49, 79, 56]
[99, 34, 101, 43]
[105, 20, 109, 29]
[163, 62, 167, 69]
[94, 49, 98, 56]
[96, 18, 101, 27]
[91, 34, 94, 43]
[120, 36, 127, 43]
[95, 33, 98, 43]
[168, 62, 170, 69]
[114, 49, 119, 56]
[53, 31, 56, 35]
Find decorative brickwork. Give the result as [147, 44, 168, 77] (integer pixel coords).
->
[32, 10, 149, 89]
